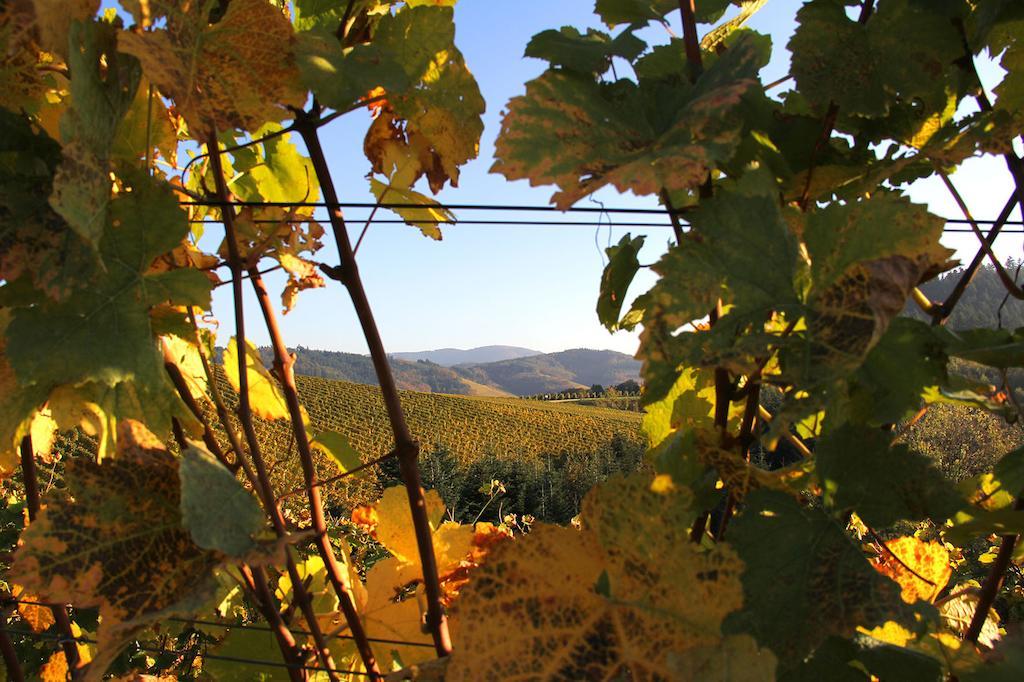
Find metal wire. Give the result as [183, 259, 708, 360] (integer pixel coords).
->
[0, 626, 366, 674]
[3, 598, 433, 649]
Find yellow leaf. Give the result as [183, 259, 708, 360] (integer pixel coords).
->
[372, 486, 446, 563]
[871, 536, 951, 604]
[447, 473, 759, 680]
[161, 334, 209, 405]
[117, 0, 305, 134]
[223, 337, 289, 421]
[369, 178, 454, 241]
[12, 584, 55, 633]
[31, 0, 98, 57]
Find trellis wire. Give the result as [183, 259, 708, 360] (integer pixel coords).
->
[2, 597, 434, 649]
[0, 626, 368, 675]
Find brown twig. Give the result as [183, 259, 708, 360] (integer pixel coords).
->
[676, 1, 704, 81]
[297, 116, 453, 657]
[934, 168, 1024, 299]
[248, 267, 382, 678]
[277, 451, 398, 502]
[162, 342, 239, 471]
[0, 623, 23, 682]
[207, 133, 340, 681]
[798, 0, 875, 211]
[19, 436, 80, 675]
[931, 195, 1018, 325]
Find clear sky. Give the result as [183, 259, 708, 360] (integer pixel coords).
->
[207, 0, 1023, 357]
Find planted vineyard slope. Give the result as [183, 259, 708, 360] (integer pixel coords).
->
[214, 374, 643, 511]
[293, 375, 643, 462]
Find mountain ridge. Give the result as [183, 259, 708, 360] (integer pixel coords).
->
[390, 345, 541, 366]
[258, 345, 640, 397]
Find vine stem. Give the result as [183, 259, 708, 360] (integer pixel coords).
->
[0, 622, 22, 682]
[247, 266, 383, 678]
[798, 0, 875, 211]
[951, 18, 1024, 645]
[18, 436, 80, 675]
[297, 117, 453, 657]
[932, 194, 1018, 325]
[934, 168, 1024, 299]
[206, 133, 343, 682]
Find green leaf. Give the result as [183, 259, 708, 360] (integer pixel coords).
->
[803, 193, 951, 295]
[847, 318, 948, 425]
[311, 430, 363, 473]
[525, 26, 645, 73]
[788, 0, 962, 119]
[994, 445, 1024, 498]
[725, 490, 912, 661]
[204, 625, 290, 682]
[10, 421, 221, 675]
[369, 177, 454, 240]
[946, 507, 1024, 546]
[492, 33, 766, 209]
[791, 195, 953, 386]
[816, 424, 963, 528]
[50, 19, 140, 249]
[297, 5, 455, 111]
[180, 443, 264, 558]
[597, 234, 645, 331]
[936, 327, 1024, 369]
[6, 170, 209, 393]
[231, 125, 320, 206]
[595, 0, 733, 26]
[118, 0, 306, 134]
[0, 109, 96, 301]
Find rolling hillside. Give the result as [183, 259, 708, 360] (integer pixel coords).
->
[256, 346, 640, 397]
[452, 349, 641, 395]
[391, 345, 541, 366]
[228, 375, 644, 513]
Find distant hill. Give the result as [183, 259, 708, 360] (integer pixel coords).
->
[452, 348, 641, 395]
[254, 346, 640, 397]
[258, 347, 488, 395]
[391, 345, 541, 366]
[904, 260, 1024, 330]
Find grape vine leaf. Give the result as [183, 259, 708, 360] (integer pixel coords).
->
[297, 5, 456, 112]
[47, 378, 197, 462]
[524, 26, 645, 74]
[6, 169, 210, 394]
[846, 318, 949, 425]
[816, 424, 963, 528]
[310, 430, 363, 474]
[369, 177, 452, 240]
[870, 536, 951, 605]
[0, 312, 51, 478]
[297, 2, 486, 190]
[491, 33, 766, 209]
[0, 109, 96, 301]
[31, 0, 98, 57]
[50, 19, 140, 249]
[0, 2, 51, 113]
[10, 420, 222, 677]
[179, 442, 264, 557]
[595, 0, 733, 27]
[110, 76, 179, 165]
[793, 194, 953, 384]
[370, 485, 447, 564]
[448, 474, 772, 680]
[597, 234, 645, 331]
[788, 0, 962, 119]
[935, 327, 1024, 369]
[118, 0, 305, 134]
[725, 489, 914, 663]
[223, 337, 290, 421]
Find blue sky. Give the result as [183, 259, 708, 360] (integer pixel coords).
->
[207, 0, 1022, 356]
